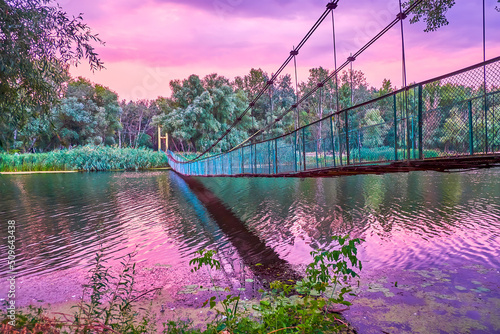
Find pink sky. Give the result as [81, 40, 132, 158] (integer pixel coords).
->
[64, 0, 500, 102]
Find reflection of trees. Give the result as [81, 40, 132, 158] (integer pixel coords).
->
[198, 171, 499, 255]
[1, 169, 499, 281]
[0, 174, 126, 278]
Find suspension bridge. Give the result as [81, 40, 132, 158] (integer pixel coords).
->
[165, 1, 500, 178]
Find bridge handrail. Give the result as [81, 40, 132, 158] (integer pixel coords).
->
[170, 56, 500, 165]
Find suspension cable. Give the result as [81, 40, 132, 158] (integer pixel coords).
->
[398, 0, 410, 161]
[399, 0, 408, 90]
[180, 2, 339, 162]
[226, 0, 423, 152]
[181, 0, 424, 160]
[331, 8, 340, 113]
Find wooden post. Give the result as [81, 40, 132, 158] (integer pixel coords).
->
[158, 126, 169, 152]
[158, 126, 161, 151]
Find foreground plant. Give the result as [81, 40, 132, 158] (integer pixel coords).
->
[1, 248, 157, 333]
[0, 235, 362, 333]
[187, 235, 363, 334]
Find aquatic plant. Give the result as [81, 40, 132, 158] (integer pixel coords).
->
[1, 248, 157, 333]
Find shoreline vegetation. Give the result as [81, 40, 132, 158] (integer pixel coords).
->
[0, 145, 170, 173]
[0, 236, 363, 334]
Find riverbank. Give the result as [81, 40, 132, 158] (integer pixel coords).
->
[0, 244, 361, 334]
[0, 167, 172, 175]
[0, 145, 169, 172]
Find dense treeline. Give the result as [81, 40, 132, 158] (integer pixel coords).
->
[2, 0, 489, 157]
[0, 67, 377, 154]
[152, 67, 382, 153]
[4, 67, 496, 156]
[0, 77, 167, 152]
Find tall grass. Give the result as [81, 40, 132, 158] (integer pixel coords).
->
[0, 145, 169, 172]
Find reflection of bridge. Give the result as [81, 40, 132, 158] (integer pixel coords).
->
[166, 1, 500, 177]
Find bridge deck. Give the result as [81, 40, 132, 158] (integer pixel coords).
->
[169, 153, 500, 178]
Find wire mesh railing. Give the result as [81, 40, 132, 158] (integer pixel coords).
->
[167, 57, 500, 176]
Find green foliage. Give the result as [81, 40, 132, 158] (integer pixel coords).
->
[1, 248, 156, 334]
[0, 145, 169, 172]
[120, 99, 161, 149]
[186, 236, 363, 334]
[361, 109, 389, 148]
[154, 70, 296, 153]
[189, 249, 221, 272]
[1, 306, 63, 333]
[0, 0, 103, 127]
[403, 0, 456, 32]
[1, 236, 362, 333]
[72, 249, 156, 333]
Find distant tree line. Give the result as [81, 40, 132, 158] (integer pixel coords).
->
[4, 66, 496, 155]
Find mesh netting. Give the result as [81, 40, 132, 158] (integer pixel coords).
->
[168, 58, 500, 176]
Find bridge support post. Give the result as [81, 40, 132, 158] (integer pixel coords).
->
[157, 126, 168, 152]
[302, 127, 307, 170]
[250, 145, 253, 174]
[240, 149, 244, 174]
[337, 115, 343, 166]
[330, 116, 336, 167]
[418, 85, 423, 159]
[274, 139, 278, 174]
[254, 144, 258, 174]
[268, 141, 272, 174]
[406, 89, 411, 162]
[345, 111, 349, 165]
[468, 100, 474, 155]
[294, 131, 298, 172]
[393, 95, 398, 161]
[158, 126, 161, 151]
[316, 138, 319, 169]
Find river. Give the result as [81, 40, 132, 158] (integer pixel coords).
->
[1, 169, 499, 333]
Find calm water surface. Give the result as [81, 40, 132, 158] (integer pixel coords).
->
[1, 170, 499, 333]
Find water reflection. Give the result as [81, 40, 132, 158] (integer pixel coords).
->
[1, 169, 499, 282]
[197, 170, 500, 270]
[173, 173, 300, 282]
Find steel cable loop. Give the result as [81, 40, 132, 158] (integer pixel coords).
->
[180, 0, 425, 162]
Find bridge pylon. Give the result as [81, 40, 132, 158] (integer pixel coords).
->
[158, 126, 168, 152]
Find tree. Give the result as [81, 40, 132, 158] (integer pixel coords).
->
[154, 73, 253, 153]
[299, 67, 336, 152]
[51, 78, 122, 148]
[0, 0, 103, 149]
[119, 100, 160, 149]
[403, 0, 455, 32]
[361, 108, 389, 148]
[234, 68, 295, 141]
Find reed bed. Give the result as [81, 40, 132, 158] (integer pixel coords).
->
[0, 146, 169, 172]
